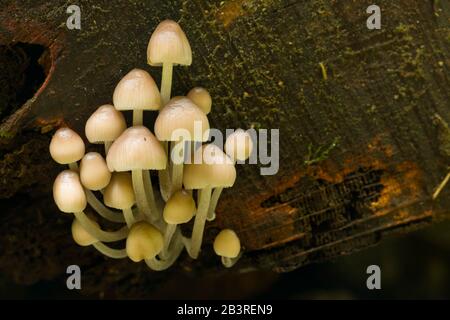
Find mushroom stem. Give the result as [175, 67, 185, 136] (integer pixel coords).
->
[207, 187, 223, 221]
[158, 141, 171, 201]
[133, 110, 144, 125]
[146, 230, 184, 271]
[171, 140, 184, 193]
[69, 162, 125, 223]
[92, 242, 127, 259]
[104, 141, 112, 154]
[143, 170, 160, 220]
[122, 208, 135, 228]
[160, 62, 173, 105]
[185, 186, 212, 259]
[161, 223, 177, 259]
[221, 254, 242, 268]
[132, 170, 155, 223]
[73, 212, 129, 242]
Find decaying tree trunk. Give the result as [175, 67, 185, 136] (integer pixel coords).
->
[0, 0, 449, 297]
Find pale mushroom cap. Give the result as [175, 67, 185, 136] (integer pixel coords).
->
[187, 87, 212, 114]
[183, 144, 236, 189]
[225, 129, 254, 161]
[154, 97, 209, 142]
[80, 152, 111, 190]
[147, 20, 192, 66]
[53, 170, 86, 213]
[213, 229, 241, 258]
[85, 104, 127, 143]
[71, 218, 98, 246]
[113, 69, 161, 111]
[49, 127, 85, 164]
[106, 126, 167, 171]
[103, 172, 135, 210]
[126, 222, 164, 262]
[163, 190, 196, 224]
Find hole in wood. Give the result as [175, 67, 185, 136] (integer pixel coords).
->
[0, 42, 50, 121]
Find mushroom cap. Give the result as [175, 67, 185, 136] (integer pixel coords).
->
[225, 129, 254, 161]
[154, 97, 209, 142]
[85, 104, 127, 143]
[163, 190, 196, 224]
[126, 222, 164, 262]
[183, 144, 236, 189]
[147, 20, 192, 66]
[103, 172, 135, 210]
[213, 229, 241, 258]
[113, 69, 161, 111]
[71, 218, 98, 246]
[80, 152, 111, 191]
[49, 127, 85, 164]
[106, 126, 167, 171]
[187, 87, 212, 114]
[53, 170, 86, 213]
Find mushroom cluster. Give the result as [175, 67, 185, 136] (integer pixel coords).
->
[49, 20, 253, 270]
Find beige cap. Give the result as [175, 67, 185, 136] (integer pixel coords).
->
[79, 152, 111, 190]
[106, 126, 167, 172]
[213, 229, 241, 258]
[187, 87, 212, 114]
[85, 104, 127, 143]
[49, 127, 85, 164]
[53, 170, 87, 213]
[147, 20, 192, 66]
[183, 144, 236, 189]
[154, 97, 209, 142]
[103, 172, 135, 210]
[163, 190, 196, 224]
[225, 129, 253, 161]
[113, 69, 161, 111]
[71, 218, 98, 246]
[126, 222, 164, 262]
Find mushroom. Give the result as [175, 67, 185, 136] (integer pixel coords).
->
[113, 68, 161, 125]
[154, 96, 209, 195]
[103, 172, 136, 227]
[183, 144, 236, 259]
[213, 229, 241, 268]
[79, 152, 111, 191]
[53, 170, 128, 242]
[85, 104, 127, 153]
[206, 129, 254, 221]
[49, 127, 85, 167]
[147, 20, 192, 105]
[126, 221, 163, 262]
[106, 126, 166, 222]
[187, 87, 212, 114]
[71, 218, 126, 259]
[162, 190, 195, 257]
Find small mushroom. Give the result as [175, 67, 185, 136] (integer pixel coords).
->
[53, 170, 87, 214]
[155, 96, 209, 194]
[183, 144, 236, 259]
[126, 221, 164, 262]
[187, 87, 212, 114]
[147, 20, 192, 104]
[85, 104, 127, 153]
[113, 68, 161, 125]
[79, 152, 111, 191]
[162, 190, 195, 257]
[225, 129, 254, 162]
[103, 172, 136, 227]
[106, 126, 166, 222]
[213, 229, 241, 268]
[49, 127, 85, 166]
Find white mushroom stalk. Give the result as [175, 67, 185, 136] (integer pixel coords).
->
[49, 19, 251, 271]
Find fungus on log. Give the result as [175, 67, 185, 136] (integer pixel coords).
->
[0, 0, 449, 297]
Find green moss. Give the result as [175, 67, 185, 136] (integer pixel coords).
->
[304, 137, 339, 166]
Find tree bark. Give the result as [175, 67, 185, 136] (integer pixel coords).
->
[0, 0, 449, 297]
